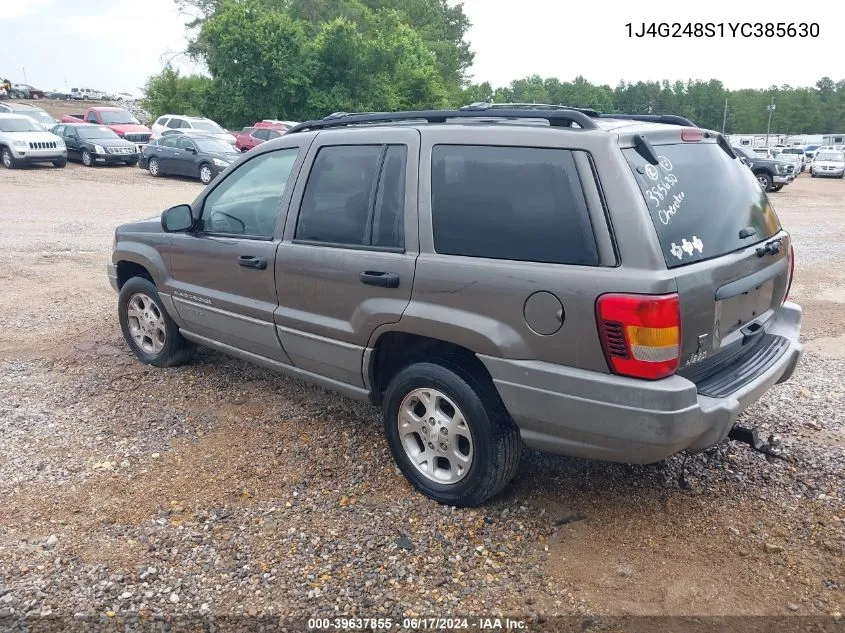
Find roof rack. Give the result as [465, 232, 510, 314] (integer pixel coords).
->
[464, 102, 601, 117]
[286, 107, 599, 134]
[597, 113, 698, 127]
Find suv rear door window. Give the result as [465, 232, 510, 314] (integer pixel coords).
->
[431, 145, 599, 265]
[295, 144, 407, 249]
[623, 143, 781, 268]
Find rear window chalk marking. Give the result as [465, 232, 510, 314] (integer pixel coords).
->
[657, 191, 685, 225]
[670, 243, 684, 260]
[645, 164, 659, 181]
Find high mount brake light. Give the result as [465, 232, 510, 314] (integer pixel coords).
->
[681, 127, 703, 142]
[596, 293, 681, 380]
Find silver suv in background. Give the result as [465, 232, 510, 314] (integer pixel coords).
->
[108, 106, 802, 506]
[0, 113, 66, 168]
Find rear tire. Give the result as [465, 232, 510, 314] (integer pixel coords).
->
[1, 147, 17, 169]
[382, 358, 522, 506]
[118, 276, 195, 368]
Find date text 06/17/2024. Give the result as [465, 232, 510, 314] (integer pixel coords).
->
[625, 22, 820, 38]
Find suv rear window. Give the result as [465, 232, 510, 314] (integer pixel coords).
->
[431, 145, 599, 265]
[624, 143, 781, 268]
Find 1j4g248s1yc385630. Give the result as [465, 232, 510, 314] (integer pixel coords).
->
[625, 22, 820, 38]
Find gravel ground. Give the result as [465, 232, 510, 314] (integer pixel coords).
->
[0, 163, 843, 627]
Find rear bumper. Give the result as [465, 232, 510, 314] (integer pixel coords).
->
[479, 302, 803, 464]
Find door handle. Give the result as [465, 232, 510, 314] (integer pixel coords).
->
[359, 271, 400, 288]
[238, 255, 267, 270]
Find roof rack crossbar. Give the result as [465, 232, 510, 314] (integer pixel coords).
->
[286, 108, 598, 134]
[598, 113, 698, 127]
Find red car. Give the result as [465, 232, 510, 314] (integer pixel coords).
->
[234, 121, 294, 152]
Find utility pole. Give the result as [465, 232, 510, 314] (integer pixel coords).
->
[721, 97, 728, 135]
[22, 67, 27, 84]
[765, 96, 776, 147]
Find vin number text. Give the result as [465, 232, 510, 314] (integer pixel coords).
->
[625, 23, 820, 38]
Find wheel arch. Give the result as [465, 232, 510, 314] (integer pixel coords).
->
[366, 331, 497, 407]
[113, 244, 168, 290]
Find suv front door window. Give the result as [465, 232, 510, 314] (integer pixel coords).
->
[167, 147, 303, 361]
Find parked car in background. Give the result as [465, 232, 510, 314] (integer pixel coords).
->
[752, 147, 775, 159]
[151, 115, 236, 145]
[805, 144, 821, 160]
[775, 152, 803, 176]
[733, 146, 793, 191]
[61, 107, 152, 151]
[52, 122, 139, 167]
[235, 124, 289, 152]
[810, 150, 845, 178]
[140, 133, 240, 184]
[0, 113, 66, 169]
[0, 86, 7, 100]
[778, 147, 806, 172]
[70, 88, 105, 100]
[0, 102, 56, 129]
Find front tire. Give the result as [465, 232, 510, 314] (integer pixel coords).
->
[382, 358, 522, 506]
[53, 159, 67, 168]
[199, 163, 214, 185]
[771, 185, 783, 192]
[118, 276, 195, 367]
[1, 147, 17, 169]
[81, 149, 94, 167]
[125, 159, 138, 166]
[148, 156, 161, 177]
[756, 172, 773, 191]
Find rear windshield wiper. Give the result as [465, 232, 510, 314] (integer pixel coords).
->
[633, 134, 660, 165]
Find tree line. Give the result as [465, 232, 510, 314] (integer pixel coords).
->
[144, 0, 845, 134]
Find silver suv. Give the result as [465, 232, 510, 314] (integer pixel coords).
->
[108, 106, 802, 506]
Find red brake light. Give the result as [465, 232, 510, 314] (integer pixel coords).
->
[681, 127, 702, 142]
[596, 293, 681, 380]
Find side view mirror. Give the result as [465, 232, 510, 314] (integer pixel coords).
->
[161, 204, 194, 232]
[186, 147, 197, 154]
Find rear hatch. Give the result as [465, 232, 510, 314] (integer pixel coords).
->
[623, 132, 793, 386]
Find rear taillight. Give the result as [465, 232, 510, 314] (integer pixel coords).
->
[596, 293, 681, 380]
[681, 127, 703, 142]
[785, 244, 795, 301]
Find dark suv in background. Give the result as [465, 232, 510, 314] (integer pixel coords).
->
[108, 106, 802, 506]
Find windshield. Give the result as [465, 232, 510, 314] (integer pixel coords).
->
[624, 143, 781, 268]
[781, 148, 802, 154]
[79, 126, 119, 140]
[14, 109, 53, 125]
[815, 152, 844, 162]
[0, 117, 42, 132]
[190, 119, 224, 133]
[777, 154, 798, 162]
[100, 110, 139, 125]
[194, 138, 236, 154]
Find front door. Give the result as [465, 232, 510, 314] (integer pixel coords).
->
[274, 128, 420, 387]
[168, 144, 306, 363]
[154, 135, 180, 172]
[174, 135, 198, 177]
[62, 127, 81, 159]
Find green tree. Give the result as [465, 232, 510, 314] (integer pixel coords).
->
[141, 66, 213, 120]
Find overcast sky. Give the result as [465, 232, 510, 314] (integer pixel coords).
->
[1, 0, 840, 94]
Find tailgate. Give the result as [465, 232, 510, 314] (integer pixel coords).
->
[622, 138, 791, 367]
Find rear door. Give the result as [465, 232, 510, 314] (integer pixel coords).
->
[168, 144, 307, 361]
[622, 137, 790, 368]
[274, 128, 419, 387]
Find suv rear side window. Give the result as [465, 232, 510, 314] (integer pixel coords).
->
[431, 145, 599, 265]
[295, 144, 406, 249]
[624, 143, 781, 268]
